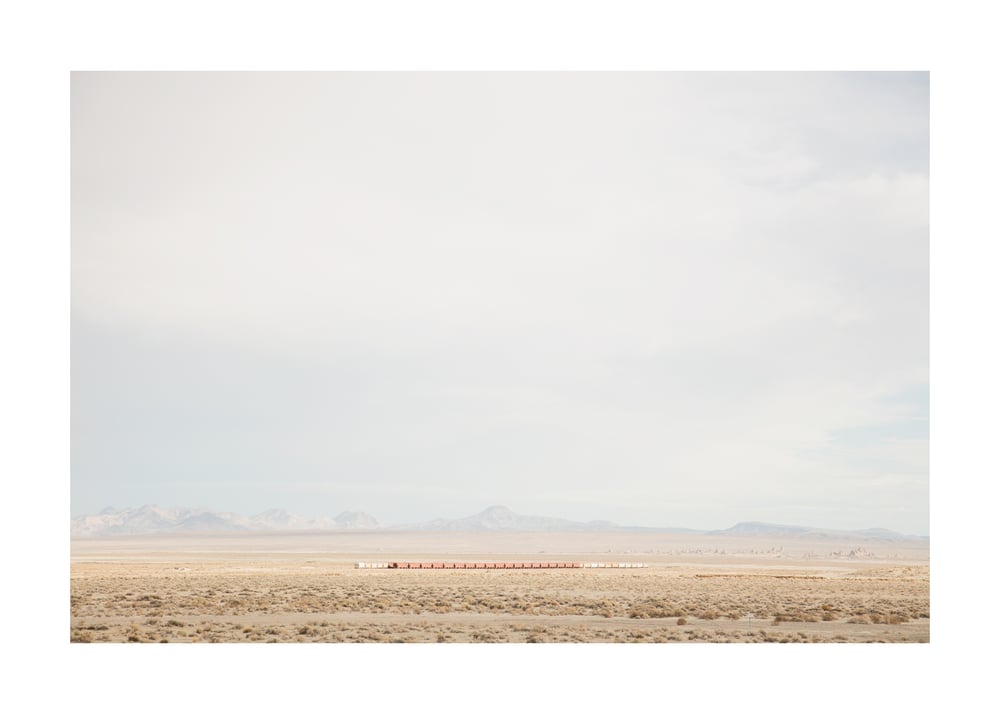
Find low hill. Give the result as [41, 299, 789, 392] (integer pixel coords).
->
[708, 521, 927, 542]
[71, 505, 380, 537]
[396, 505, 700, 533]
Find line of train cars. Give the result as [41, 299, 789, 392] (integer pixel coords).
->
[355, 561, 647, 569]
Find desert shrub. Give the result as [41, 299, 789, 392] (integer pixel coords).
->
[869, 613, 908, 624]
[628, 598, 677, 619]
[629, 605, 669, 619]
[772, 611, 815, 623]
[676, 617, 687, 625]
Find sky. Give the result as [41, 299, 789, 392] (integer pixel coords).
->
[71, 72, 929, 534]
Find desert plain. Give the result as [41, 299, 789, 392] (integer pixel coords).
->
[70, 531, 929, 643]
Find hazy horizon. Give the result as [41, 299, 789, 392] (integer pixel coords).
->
[73, 501, 928, 536]
[72, 72, 929, 535]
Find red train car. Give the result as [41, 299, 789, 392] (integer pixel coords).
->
[373, 560, 604, 569]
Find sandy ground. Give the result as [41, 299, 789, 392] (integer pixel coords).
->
[70, 531, 929, 643]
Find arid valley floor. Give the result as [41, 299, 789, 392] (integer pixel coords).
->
[70, 531, 929, 643]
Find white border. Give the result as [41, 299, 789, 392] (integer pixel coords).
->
[4, 1, 994, 711]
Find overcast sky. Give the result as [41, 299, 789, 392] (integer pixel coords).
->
[71, 72, 928, 533]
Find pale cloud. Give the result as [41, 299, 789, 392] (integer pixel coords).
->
[72, 72, 928, 533]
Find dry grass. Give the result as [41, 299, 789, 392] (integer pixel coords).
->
[70, 533, 930, 643]
[70, 532, 929, 643]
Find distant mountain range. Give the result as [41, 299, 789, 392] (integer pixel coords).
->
[393, 505, 699, 534]
[70, 505, 379, 537]
[70, 504, 926, 540]
[706, 521, 928, 542]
